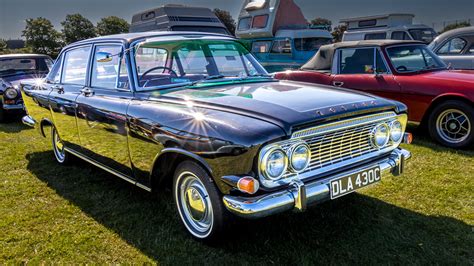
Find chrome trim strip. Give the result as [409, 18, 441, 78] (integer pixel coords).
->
[64, 147, 152, 192]
[224, 148, 411, 219]
[22, 115, 36, 128]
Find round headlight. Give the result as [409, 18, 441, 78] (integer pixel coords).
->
[4, 88, 18, 99]
[262, 148, 288, 180]
[389, 120, 403, 143]
[371, 123, 390, 148]
[289, 143, 311, 172]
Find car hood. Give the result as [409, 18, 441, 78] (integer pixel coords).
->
[0, 74, 44, 89]
[151, 80, 405, 134]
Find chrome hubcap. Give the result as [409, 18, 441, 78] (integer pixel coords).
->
[53, 130, 66, 162]
[436, 109, 471, 144]
[176, 172, 213, 238]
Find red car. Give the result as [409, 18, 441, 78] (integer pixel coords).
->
[276, 40, 474, 148]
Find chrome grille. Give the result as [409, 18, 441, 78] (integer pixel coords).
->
[280, 112, 397, 179]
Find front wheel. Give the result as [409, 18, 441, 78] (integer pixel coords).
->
[428, 100, 474, 148]
[173, 161, 229, 242]
[51, 127, 71, 164]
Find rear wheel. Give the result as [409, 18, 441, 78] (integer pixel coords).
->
[173, 161, 229, 242]
[428, 100, 474, 148]
[52, 127, 71, 164]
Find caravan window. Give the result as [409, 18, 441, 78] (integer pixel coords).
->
[271, 40, 292, 54]
[252, 15, 269, 29]
[238, 17, 252, 30]
[252, 41, 272, 53]
[365, 33, 387, 40]
[359, 19, 377, 28]
[294, 38, 332, 51]
[391, 31, 411, 40]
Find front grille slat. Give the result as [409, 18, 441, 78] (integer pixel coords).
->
[280, 112, 397, 180]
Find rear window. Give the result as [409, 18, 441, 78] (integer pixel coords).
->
[409, 29, 437, 43]
[294, 38, 332, 51]
[0, 58, 36, 72]
[172, 26, 229, 35]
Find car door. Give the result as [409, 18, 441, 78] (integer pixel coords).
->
[49, 45, 92, 149]
[75, 43, 134, 178]
[331, 47, 402, 101]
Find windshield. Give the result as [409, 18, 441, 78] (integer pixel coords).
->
[134, 39, 269, 89]
[386, 45, 446, 73]
[0, 57, 52, 77]
[408, 28, 437, 43]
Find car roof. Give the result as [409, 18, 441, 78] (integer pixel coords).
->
[301, 40, 424, 71]
[0, 53, 51, 59]
[67, 31, 236, 48]
[432, 26, 474, 43]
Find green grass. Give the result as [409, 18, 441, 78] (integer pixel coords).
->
[0, 121, 473, 264]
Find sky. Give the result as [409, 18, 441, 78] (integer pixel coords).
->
[1, 0, 473, 39]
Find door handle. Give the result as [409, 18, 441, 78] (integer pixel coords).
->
[80, 88, 94, 97]
[52, 85, 64, 93]
[333, 81, 344, 87]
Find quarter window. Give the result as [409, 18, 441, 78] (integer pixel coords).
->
[438, 38, 467, 54]
[91, 45, 123, 89]
[47, 55, 63, 83]
[62, 46, 91, 85]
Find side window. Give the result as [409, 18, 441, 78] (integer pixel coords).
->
[339, 48, 376, 74]
[271, 40, 292, 54]
[91, 45, 123, 89]
[364, 33, 387, 40]
[375, 50, 389, 73]
[47, 55, 63, 83]
[62, 46, 91, 85]
[391, 31, 411, 40]
[251, 41, 271, 53]
[438, 38, 467, 55]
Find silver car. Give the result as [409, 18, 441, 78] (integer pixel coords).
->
[429, 26, 474, 70]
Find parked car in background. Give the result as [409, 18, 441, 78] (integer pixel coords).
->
[276, 40, 474, 148]
[0, 54, 53, 121]
[429, 26, 474, 70]
[21, 32, 411, 241]
[130, 4, 231, 35]
[341, 14, 437, 43]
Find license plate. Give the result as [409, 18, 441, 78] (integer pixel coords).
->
[330, 166, 381, 199]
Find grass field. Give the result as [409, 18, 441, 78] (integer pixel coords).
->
[0, 120, 473, 264]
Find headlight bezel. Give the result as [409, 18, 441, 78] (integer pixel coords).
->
[259, 146, 288, 181]
[4, 88, 19, 99]
[288, 142, 311, 173]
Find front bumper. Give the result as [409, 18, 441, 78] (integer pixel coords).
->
[223, 148, 411, 219]
[2, 103, 24, 110]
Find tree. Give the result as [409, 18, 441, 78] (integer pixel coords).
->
[441, 21, 471, 33]
[22, 17, 63, 56]
[332, 24, 348, 43]
[96, 16, 130, 36]
[310, 18, 332, 31]
[214, 9, 236, 35]
[61, 14, 96, 44]
[0, 39, 7, 53]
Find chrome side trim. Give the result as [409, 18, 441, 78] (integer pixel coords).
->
[64, 147, 152, 192]
[224, 148, 411, 219]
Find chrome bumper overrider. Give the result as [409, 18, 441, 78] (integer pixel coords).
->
[22, 115, 36, 128]
[223, 148, 411, 219]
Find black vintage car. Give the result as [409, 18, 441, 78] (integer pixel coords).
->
[21, 32, 412, 241]
[0, 54, 53, 121]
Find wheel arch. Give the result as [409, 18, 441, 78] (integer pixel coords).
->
[149, 148, 213, 191]
[421, 93, 473, 126]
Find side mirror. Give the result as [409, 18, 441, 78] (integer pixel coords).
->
[96, 52, 113, 63]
